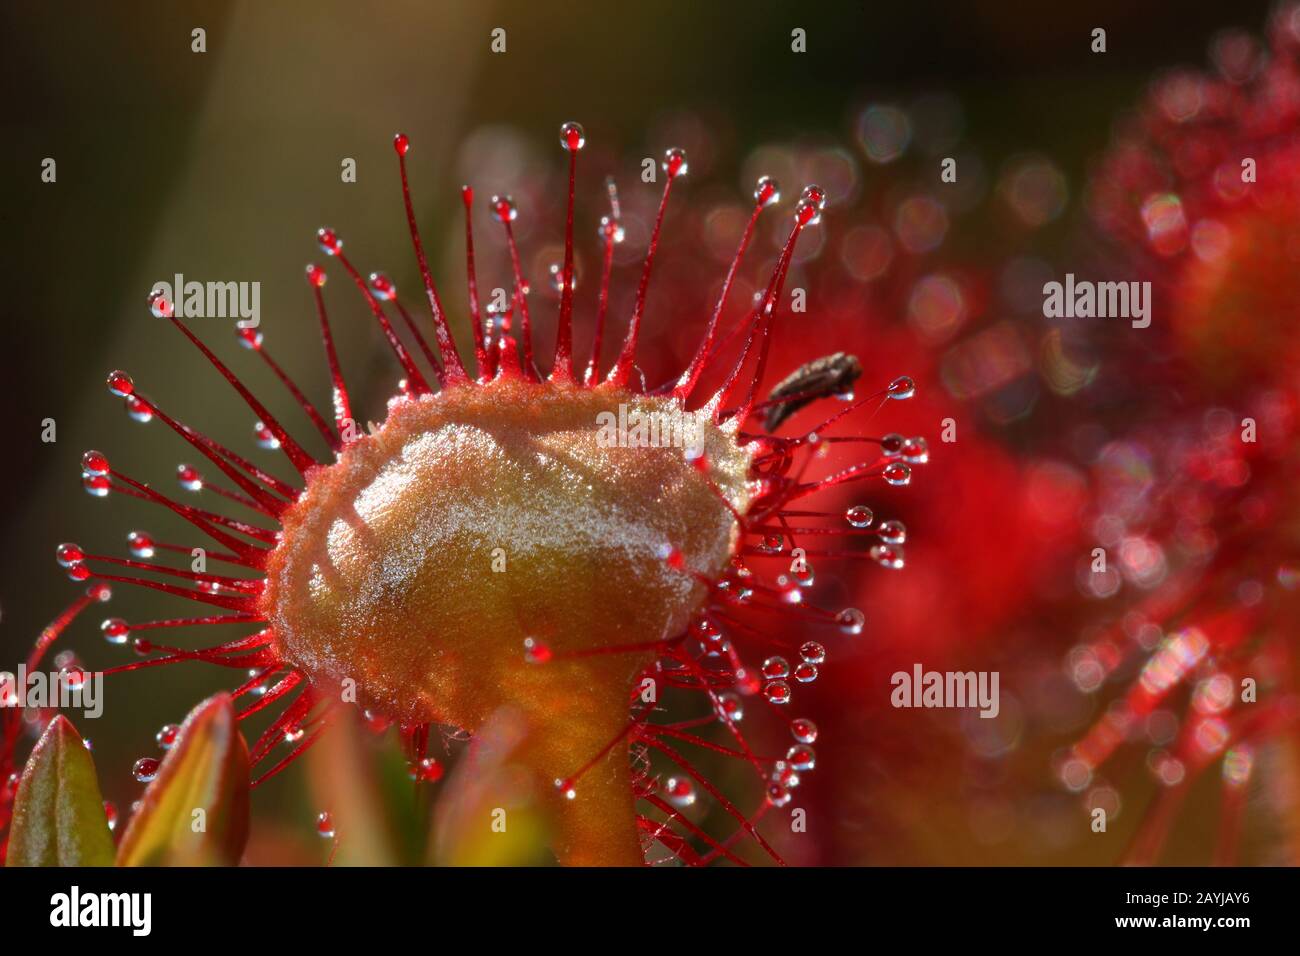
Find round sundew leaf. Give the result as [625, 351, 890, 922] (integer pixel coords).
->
[115, 693, 250, 867]
[6, 715, 115, 867]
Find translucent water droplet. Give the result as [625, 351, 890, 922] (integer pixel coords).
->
[764, 680, 792, 704]
[793, 563, 815, 587]
[83, 473, 111, 497]
[846, 504, 875, 528]
[598, 215, 625, 243]
[554, 778, 577, 800]
[693, 617, 723, 643]
[880, 433, 904, 456]
[103, 801, 118, 831]
[316, 227, 343, 256]
[412, 757, 443, 782]
[490, 194, 518, 223]
[800, 184, 827, 211]
[369, 272, 396, 301]
[787, 745, 816, 771]
[87, 583, 112, 602]
[838, 607, 865, 635]
[878, 519, 907, 545]
[793, 662, 818, 683]
[101, 617, 130, 646]
[147, 289, 173, 319]
[106, 370, 134, 397]
[81, 450, 110, 477]
[548, 262, 578, 294]
[60, 665, 86, 691]
[284, 727, 305, 744]
[305, 264, 328, 288]
[754, 175, 780, 207]
[887, 375, 915, 400]
[177, 464, 203, 492]
[125, 394, 153, 423]
[762, 656, 791, 680]
[156, 723, 180, 750]
[663, 776, 696, 808]
[133, 638, 153, 656]
[56, 543, 84, 568]
[316, 811, 335, 838]
[870, 543, 906, 569]
[253, 421, 280, 450]
[795, 197, 821, 226]
[127, 531, 155, 558]
[132, 757, 160, 783]
[882, 462, 912, 486]
[235, 328, 263, 351]
[773, 761, 801, 789]
[715, 692, 744, 723]
[393, 133, 410, 157]
[760, 533, 785, 554]
[902, 436, 929, 464]
[766, 781, 792, 807]
[523, 637, 552, 664]
[662, 147, 688, 178]
[559, 121, 585, 151]
[800, 642, 826, 664]
[790, 718, 819, 744]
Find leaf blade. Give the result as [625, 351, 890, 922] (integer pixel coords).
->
[6, 715, 115, 867]
[116, 693, 250, 867]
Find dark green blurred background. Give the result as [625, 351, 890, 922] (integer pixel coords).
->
[0, 0, 1276, 862]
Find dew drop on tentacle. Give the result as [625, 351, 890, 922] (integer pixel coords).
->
[787, 744, 817, 771]
[559, 120, 585, 152]
[55, 542, 84, 568]
[882, 462, 912, 486]
[106, 370, 134, 397]
[368, 272, 396, 301]
[127, 531, 155, 558]
[838, 607, 866, 635]
[887, 375, 916, 400]
[132, 757, 160, 783]
[764, 680, 792, 704]
[253, 421, 281, 450]
[81, 450, 110, 476]
[846, 504, 875, 528]
[147, 288, 173, 319]
[523, 637, 552, 664]
[662, 147, 688, 178]
[790, 718, 819, 744]
[125, 395, 153, 423]
[762, 656, 791, 679]
[870, 544, 906, 569]
[716, 693, 744, 722]
[156, 723, 180, 750]
[101, 617, 130, 646]
[491, 194, 518, 223]
[663, 776, 696, 808]
[800, 641, 826, 664]
[878, 519, 907, 545]
[177, 464, 204, 492]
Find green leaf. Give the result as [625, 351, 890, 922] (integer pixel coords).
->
[6, 715, 115, 867]
[116, 692, 250, 866]
[430, 707, 553, 866]
[303, 710, 401, 866]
